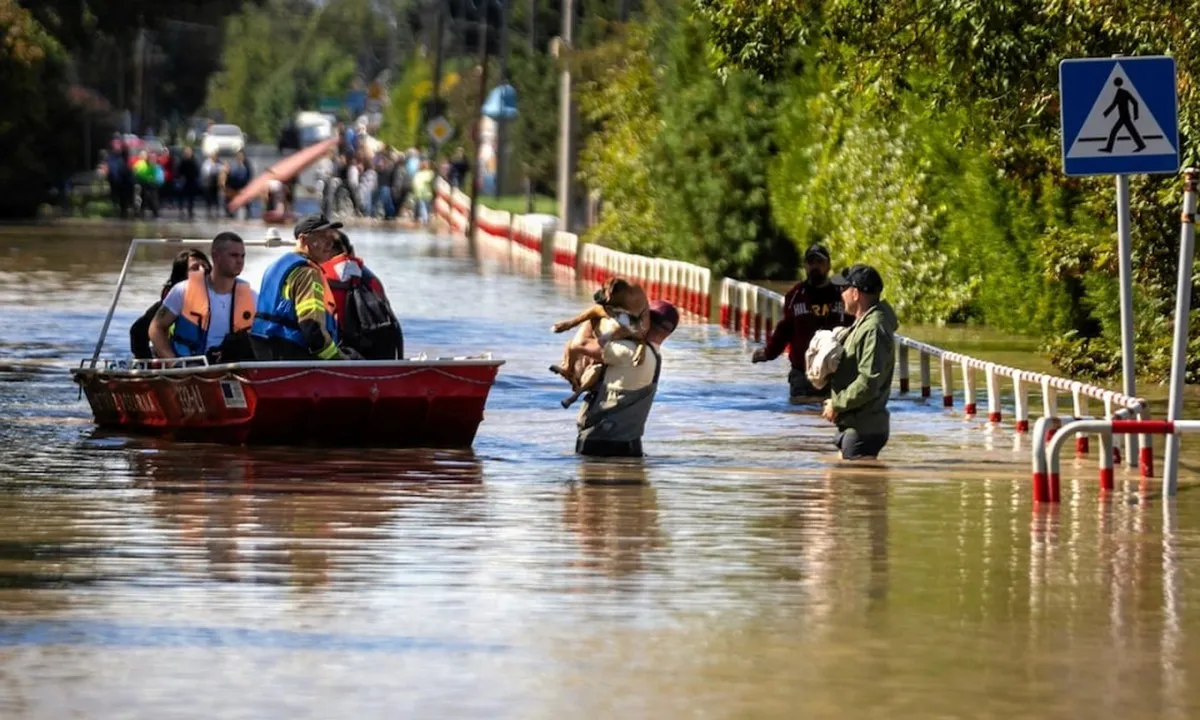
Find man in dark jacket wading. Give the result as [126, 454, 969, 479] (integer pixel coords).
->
[822, 264, 899, 460]
[752, 244, 850, 402]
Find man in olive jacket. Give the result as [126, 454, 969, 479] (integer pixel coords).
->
[821, 264, 899, 460]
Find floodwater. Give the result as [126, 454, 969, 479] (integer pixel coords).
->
[0, 222, 1199, 719]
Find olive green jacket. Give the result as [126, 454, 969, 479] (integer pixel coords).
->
[829, 301, 899, 436]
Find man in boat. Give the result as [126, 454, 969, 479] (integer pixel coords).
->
[821, 264, 898, 460]
[148, 232, 257, 362]
[574, 299, 679, 458]
[250, 214, 359, 361]
[321, 231, 404, 359]
[751, 244, 851, 403]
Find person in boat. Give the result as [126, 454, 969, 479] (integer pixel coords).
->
[129, 249, 211, 359]
[250, 214, 360, 361]
[149, 233, 257, 363]
[321, 231, 404, 359]
[574, 299, 679, 458]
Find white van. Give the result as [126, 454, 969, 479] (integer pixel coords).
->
[296, 112, 335, 147]
[295, 112, 338, 196]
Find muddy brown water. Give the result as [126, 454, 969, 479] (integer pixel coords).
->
[0, 221, 1198, 718]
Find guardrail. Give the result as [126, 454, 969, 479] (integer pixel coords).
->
[435, 179, 1161, 500]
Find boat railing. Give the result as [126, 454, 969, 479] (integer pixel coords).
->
[90, 236, 296, 370]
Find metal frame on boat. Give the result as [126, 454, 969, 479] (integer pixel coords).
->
[72, 237, 505, 447]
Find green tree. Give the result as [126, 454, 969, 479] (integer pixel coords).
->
[0, 0, 80, 217]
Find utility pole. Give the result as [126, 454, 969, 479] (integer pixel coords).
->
[133, 23, 145, 134]
[528, 0, 536, 50]
[428, 1, 445, 157]
[466, 1, 491, 248]
[556, 0, 575, 230]
[493, 0, 512, 199]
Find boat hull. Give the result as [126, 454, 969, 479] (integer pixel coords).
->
[71, 359, 503, 448]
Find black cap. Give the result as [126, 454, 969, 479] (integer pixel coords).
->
[804, 244, 831, 263]
[293, 214, 343, 238]
[830, 264, 884, 294]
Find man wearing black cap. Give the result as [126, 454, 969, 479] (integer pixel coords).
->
[753, 243, 850, 402]
[822, 264, 898, 460]
[250, 214, 357, 361]
[575, 299, 679, 458]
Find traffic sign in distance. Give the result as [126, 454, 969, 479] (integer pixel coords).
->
[427, 116, 454, 145]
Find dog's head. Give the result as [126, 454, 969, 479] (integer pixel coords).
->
[594, 278, 632, 306]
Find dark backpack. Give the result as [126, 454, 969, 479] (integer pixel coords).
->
[342, 283, 404, 360]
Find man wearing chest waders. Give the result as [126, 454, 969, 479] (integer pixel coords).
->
[822, 265, 898, 460]
[574, 300, 679, 458]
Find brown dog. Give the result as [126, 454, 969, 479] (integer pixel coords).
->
[550, 278, 650, 408]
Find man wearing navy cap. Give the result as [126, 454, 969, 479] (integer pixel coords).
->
[251, 214, 358, 361]
[753, 243, 850, 402]
[823, 264, 898, 460]
[575, 299, 679, 458]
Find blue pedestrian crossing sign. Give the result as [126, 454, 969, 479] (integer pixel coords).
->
[1059, 56, 1179, 176]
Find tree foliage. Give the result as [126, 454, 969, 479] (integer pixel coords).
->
[0, 0, 81, 217]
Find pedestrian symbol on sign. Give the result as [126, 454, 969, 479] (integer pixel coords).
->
[1065, 62, 1175, 161]
[1100, 78, 1145, 153]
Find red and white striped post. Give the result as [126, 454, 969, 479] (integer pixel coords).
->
[940, 355, 954, 408]
[985, 363, 1001, 423]
[962, 362, 978, 417]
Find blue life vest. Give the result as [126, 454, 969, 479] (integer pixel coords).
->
[251, 252, 339, 350]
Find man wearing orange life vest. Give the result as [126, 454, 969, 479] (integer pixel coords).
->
[320, 231, 404, 359]
[250, 214, 358, 361]
[149, 232, 257, 361]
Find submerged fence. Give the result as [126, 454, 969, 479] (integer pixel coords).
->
[434, 179, 1158, 500]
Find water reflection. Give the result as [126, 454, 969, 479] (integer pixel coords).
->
[130, 446, 483, 588]
[566, 460, 663, 578]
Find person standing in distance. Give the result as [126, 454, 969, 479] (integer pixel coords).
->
[753, 244, 850, 402]
[822, 264, 898, 460]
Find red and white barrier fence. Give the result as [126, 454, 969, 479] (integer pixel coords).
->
[437, 179, 1177, 501]
[721, 276, 1154, 497]
[1031, 418, 1200, 503]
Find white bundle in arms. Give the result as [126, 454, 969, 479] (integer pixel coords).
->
[805, 327, 851, 390]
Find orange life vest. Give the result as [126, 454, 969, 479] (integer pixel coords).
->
[172, 273, 256, 357]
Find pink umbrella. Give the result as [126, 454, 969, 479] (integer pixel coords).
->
[226, 136, 340, 212]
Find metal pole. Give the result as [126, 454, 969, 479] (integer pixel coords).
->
[1164, 168, 1197, 496]
[557, 0, 575, 230]
[528, 0, 536, 50]
[494, 0, 512, 199]
[466, 3, 490, 246]
[428, 3, 445, 158]
[90, 240, 143, 368]
[1115, 173, 1137, 468]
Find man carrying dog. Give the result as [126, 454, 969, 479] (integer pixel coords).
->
[821, 264, 898, 460]
[752, 244, 850, 402]
[574, 299, 679, 458]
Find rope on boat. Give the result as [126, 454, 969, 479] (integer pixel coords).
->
[90, 366, 496, 387]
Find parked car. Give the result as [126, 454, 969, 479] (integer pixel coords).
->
[201, 124, 246, 158]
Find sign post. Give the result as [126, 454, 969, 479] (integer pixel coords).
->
[1059, 55, 1180, 471]
[1164, 169, 1197, 495]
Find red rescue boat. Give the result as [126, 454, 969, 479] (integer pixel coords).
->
[72, 237, 504, 448]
